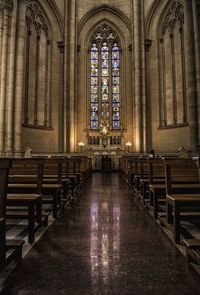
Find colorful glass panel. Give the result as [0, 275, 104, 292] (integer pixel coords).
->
[90, 43, 99, 129]
[112, 43, 120, 129]
[101, 43, 109, 121]
[90, 30, 121, 131]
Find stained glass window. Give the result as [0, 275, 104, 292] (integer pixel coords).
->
[90, 25, 121, 130]
[112, 43, 120, 129]
[90, 43, 99, 130]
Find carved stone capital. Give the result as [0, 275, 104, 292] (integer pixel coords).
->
[0, 0, 13, 15]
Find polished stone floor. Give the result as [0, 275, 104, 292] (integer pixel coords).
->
[2, 173, 200, 295]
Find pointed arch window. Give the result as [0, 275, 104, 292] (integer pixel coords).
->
[90, 25, 121, 130]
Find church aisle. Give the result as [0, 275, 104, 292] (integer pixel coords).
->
[2, 173, 200, 295]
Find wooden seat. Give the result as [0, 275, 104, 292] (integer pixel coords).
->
[183, 239, 200, 266]
[0, 159, 24, 271]
[148, 158, 200, 220]
[7, 158, 47, 243]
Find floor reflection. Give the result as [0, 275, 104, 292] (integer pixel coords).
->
[91, 203, 99, 286]
[90, 191, 121, 287]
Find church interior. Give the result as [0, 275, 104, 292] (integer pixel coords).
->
[1, 0, 200, 294]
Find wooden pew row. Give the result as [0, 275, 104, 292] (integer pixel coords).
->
[7, 158, 49, 243]
[125, 156, 200, 245]
[182, 158, 200, 266]
[8, 158, 67, 218]
[145, 158, 200, 243]
[139, 157, 200, 221]
[6, 155, 91, 243]
[164, 158, 200, 243]
[123, 155, 200, 269]
[0, 159, 24, 271]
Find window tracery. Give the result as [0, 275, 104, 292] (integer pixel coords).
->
[159, 1, 187, 128]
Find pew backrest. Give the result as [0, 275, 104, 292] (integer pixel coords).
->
[162, 157, 199, 194]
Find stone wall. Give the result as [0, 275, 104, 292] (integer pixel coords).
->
[0, 0, 199, 155]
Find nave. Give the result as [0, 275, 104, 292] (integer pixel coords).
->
[2, 173, 200, 295]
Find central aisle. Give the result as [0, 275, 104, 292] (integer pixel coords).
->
[2, 173, 200, 295]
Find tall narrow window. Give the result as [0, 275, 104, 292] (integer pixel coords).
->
[90, 43, 99, 130]
[90, 25, 121, 130]
[112, 43, 120, 129]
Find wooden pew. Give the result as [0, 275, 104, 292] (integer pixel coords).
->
[147, 158, 166, 218]
[8, 158, 64, 219]
[126, 156, 139, 193]
[134, 157, 149, 199]
[182, 158, 200, 265]
[164, 158, 200, 243]
[148, 157, 200, 220]
[183, 239, 200, 266]
[0, 159, 24, 270]
[42, 157, 66, 215]
[120, 155, 133, 181]
[68, 157, 82, 197]
[7, 158, 47, 243]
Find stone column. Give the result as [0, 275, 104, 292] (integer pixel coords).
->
[193, 0, 200, 144]
[63, 0, 69, 153]
[0, 0, 13, 155]
[132, 0, 142, 152]
[5, 0, 17, 155]
[184, 0, 198, 149]
[140, 0, 147, 152]
[145, 39, 152, 152]
[66, 0, 76, 153]
[14, 0, 26, 155]
[57, 41, 64, 152]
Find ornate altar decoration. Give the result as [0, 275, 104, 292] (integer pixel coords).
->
[99, 119, 110, 147]
[99, 120, 110, 136]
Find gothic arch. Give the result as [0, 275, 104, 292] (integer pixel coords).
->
[26, 0, 63, 40]
[76, 7, 132, 147]
[22, 0, 64, 152]
[146, 0, 163, 37]
[77, 4, 131, 37]
[145, 0, 191, 152]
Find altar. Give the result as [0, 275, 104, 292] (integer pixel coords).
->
[82, 120, 126, 170]
[84, 145, 124, 171]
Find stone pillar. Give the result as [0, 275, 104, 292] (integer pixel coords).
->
[14, 0, 26, 155]
[57, 41, 64, 152]
[132, 0, 142, 152]
[66, 0, 76, 153]
[5, 0, 17, 155]
[145, 39, 152, 152]
[0, 0, 13, 155]
[193, 0, 200, 144]
[45, 39, 51, 127]
[140, 0, 147, 152]
[184, 0, 198, 149]
[63, 1, 69, 153]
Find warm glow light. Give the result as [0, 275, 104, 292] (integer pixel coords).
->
[125, 141, 132, 147]
[78, 141, 85, 147]
[125, 141, 132, 153]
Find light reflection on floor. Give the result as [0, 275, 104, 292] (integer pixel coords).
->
[90, 189, 121, 287]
